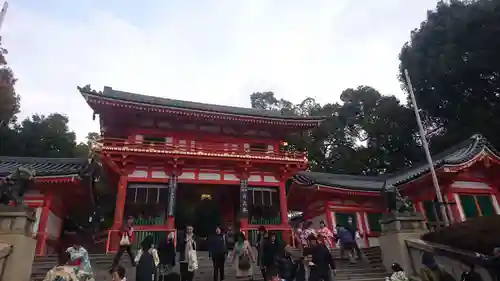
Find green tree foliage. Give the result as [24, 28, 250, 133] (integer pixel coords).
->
[250, 86, 422, 175]
[0, 43, 20, 126]
[0, 114, 79, 157]
[399, 0, 500, 151]
[74, 132, 100, 157]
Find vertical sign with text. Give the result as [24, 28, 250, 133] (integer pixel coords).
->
[167, 175, 177, 216]
[240, 179, 249, 217]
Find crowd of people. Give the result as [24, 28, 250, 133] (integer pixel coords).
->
[45, 215, 473, 281]
[294, 218, 363, 263]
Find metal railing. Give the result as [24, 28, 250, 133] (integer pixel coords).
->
[94, 137, 307, 162]
[106, 228, 176, 254]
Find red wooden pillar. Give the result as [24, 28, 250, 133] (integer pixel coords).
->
[112, 176, 128, 229]
[279, 181, 288, 226]
[358, 212, 369, 247]
[445, 192, 459, 224]
[324, 201, 333, 231]
[37, 192, 52, 256]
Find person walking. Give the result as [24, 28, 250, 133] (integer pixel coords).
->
[158, 232, 176, 280]
[345, 217, 362, 259]
[112, 216, 136, 268]
[231, 232, 255, 280]
[261, 232, 283, 280]
[134, 235, 160, 281]
[336, 225, 356, 263]
[178, 225, 197, 281]
[308, 234, 336, 281]
[256, 226, 268, 280]
[209, 226, 228, 281]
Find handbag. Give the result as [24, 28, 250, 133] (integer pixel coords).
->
[120, 233, 131, 246]
[238, 253, 251, 271]
[188, 249, 198, 272]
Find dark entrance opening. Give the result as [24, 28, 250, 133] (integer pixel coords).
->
[175, 184, 238, 250]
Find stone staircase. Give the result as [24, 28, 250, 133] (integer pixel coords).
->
[31, 247, 388, 281]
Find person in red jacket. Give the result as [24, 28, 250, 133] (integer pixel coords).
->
[112, 216, 136, 268]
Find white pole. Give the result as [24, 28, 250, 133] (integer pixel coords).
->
[404, 69, 450, 227]
[0, 2, 8, 35]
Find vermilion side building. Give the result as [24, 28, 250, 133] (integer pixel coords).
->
[288, 134, 500, 247]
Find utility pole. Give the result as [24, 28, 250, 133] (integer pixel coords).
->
[0, 2, 8, 35]
[0, 2, 7, 128]
[404, 69, 450, 227]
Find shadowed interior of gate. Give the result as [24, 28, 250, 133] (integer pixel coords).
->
[175, 184, 239, 250]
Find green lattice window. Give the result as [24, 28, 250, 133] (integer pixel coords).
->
[460, 195, 479, 219]
[476, 195, 495, 216]
[423, 200, 443, 222]
[459, 195, 495, 219]
[335, 212, 356, 228]
[367, 213, 382, 232]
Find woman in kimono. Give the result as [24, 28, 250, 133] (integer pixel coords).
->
[66, 240, 93, 281]
[231, 232, 255, 280]
[316, 220, 334, 249]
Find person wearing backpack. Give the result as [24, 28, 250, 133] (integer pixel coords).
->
[134, 235, 160, 281]
[112, 216, 136, 269]
[231, 232, 255, 280]
[43, 251, 79, 281]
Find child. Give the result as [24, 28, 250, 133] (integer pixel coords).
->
[386, 263, 408, 281]
[110, 265, 127, 281]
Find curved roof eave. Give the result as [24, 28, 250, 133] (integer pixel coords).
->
[80, 87, 326, 123]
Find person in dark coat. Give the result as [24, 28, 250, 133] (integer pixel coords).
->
[276, 251, 298, 281]
[309, 234, 335, 281]
[158, 232, 176, 280]
[345, 217, 362, 259]
[135, 235, 159, 281]
[209, 226, 227, 281]
[261, 232, 283, 280]
[256, 226, 268, 280]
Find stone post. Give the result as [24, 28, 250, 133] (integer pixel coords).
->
[378, 212, 426, 272]
[0, 205, 37, 281]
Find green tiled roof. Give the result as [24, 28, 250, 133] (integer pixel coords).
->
[293, 134, 500, 191]
[81, 86, 324, 121]
[0, 157, 88, 177]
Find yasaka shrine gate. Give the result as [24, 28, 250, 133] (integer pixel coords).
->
[2, 86, 500, 255]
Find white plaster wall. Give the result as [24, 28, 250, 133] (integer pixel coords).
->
[491, 194, 500, 214]
[31, 207, 42, 237]
[46, 211, 62, 239]
[309, 214, 326, 229]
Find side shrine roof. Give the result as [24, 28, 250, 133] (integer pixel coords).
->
[80, 86, 325, 123]
[0, 157, 88, 178]
[293, 134, 500, 192]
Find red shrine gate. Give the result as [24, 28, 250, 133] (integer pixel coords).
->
[79, 86, 324, 252]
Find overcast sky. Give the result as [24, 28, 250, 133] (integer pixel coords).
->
[3, 0, 438, 141]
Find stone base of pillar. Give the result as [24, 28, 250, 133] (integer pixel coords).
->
[0, 205, 37, 281]
[378, 212, 426, 272]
